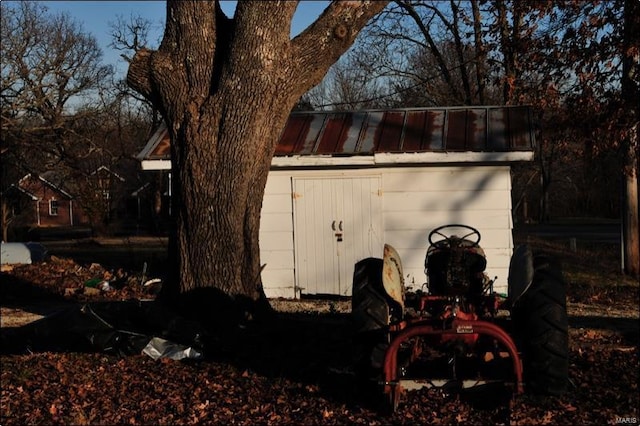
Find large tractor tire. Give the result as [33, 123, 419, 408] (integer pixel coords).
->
[512, 254, 569, 395]
[351, 258, 390, 380]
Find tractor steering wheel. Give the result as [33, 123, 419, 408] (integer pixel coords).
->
[428, 224, 481, 246]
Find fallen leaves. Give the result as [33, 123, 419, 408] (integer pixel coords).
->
[1, 255, 152, 305]
[2, 325, 636, 425]
[1, 254, 639, 424]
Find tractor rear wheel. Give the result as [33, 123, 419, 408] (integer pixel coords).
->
[512, 254, 569, 395]
[351, 258, 390, 381]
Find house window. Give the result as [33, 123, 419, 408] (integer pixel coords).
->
[49, 199, 59, 216]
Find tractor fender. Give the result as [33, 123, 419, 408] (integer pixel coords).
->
[508, 244, 535, 307]
[383, 244, 405, 311]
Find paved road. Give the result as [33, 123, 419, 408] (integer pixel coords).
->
[515, 223, 621, 243]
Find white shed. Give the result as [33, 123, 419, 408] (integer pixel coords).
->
[137, 106, 535, 298]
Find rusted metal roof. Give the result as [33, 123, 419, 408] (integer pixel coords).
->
[276, 106, 534, 156]
[137, 106, 534, 167]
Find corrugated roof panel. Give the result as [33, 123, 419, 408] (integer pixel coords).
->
[446, 109, 468, 150]
[376, 111, 405, 152]
[300, 113, 325, 154]
[509, 107, 532, 149]
[403, 110, 428, 151]
[488, 108, 508, 150]
[276, 114, 310, 155]
[358, 111, 384, 153]
[342, 112, 367, 153]
[468, 108, 487, 150]
[316, 113, 350, 153]
[425, 110, 445, 150]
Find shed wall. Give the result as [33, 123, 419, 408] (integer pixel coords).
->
[260, 174, 296, 298]
[259, 165, 513, 298]
[381, 166, 513, 294]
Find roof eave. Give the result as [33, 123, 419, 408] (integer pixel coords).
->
[136, 125, 169, 161]
[271, 151, 534, 168]
[374, 151, 535, 164]
[139, 151, 534, 171]
[140, 160, 171, 171]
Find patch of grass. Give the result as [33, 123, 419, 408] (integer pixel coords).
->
[564, 266, 638, 289]
[517, 236, 639, 307]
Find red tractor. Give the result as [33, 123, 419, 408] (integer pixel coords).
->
[352, 224, 569, 412]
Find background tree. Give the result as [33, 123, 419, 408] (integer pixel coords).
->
[302, 54, 392, 110]
[109, 13, 170, 234]
[545, 0, 638, 276]
[351, 0, 505, 107]
[1, 2, 162, 237]
[620, 0, 638, 277]
[1, 1, 116, 235]
[67, 85, 155, 233]
[0, 1, 113, 168]
[126, 1, 389, 327]
[314, 0, 637, 275]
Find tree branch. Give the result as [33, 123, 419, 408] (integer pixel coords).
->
[291, 1, 389, 95]
[126, 48, 158, 104]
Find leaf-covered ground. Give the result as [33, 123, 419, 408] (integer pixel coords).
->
[1, 315, 638, 425]
[1, 238, 639, 425]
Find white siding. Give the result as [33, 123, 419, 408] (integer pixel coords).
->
[259, 173, 296, 298]
[381, 166, 512, 294]
[259, 165, 514, 298]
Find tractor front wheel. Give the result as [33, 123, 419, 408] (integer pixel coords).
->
[512, 254, 569, 395]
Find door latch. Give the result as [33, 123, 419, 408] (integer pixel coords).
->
[333, 220, 343, 241]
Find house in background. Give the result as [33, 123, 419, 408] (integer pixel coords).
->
[4, 163, 154, 238]
[87, 165, 128, 224]
[90, 166, 125, 204]
[137, 106, 535, 298]
[12, 172, 89, 228]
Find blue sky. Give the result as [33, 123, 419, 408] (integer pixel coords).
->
[35, 1, 329, 78]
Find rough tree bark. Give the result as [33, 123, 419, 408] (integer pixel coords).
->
[126, 1, 389, 327]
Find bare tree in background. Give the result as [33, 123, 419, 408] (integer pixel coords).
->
[345, 0, 637, 275]
[352, 0, 503, 107]
[1, 1, 113, 169]
[303, 54, 392, 110]
[1, 1, 115, 236]
[109, 13, 169, 232]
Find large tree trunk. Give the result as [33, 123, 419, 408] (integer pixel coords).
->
[622, 0, 639, 278]
[2, 199, 10, 242]
[127, 1, 389, 327]
[622, 162, 639, 277]
[161, 97, 290, 326]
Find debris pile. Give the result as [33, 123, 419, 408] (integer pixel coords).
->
[2, 255, 158, 302]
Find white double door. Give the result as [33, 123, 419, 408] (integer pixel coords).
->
[293, 176, 383, 296]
